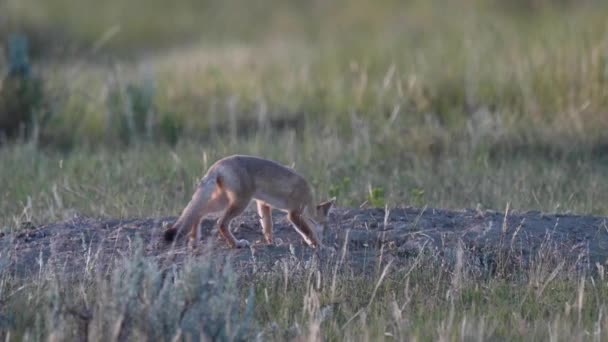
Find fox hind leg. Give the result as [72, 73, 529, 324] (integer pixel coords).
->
[287, 211, 320, 248]
[217, 200, 250, 248]
[165, 176, 223, 244]
[188, 192, 229, 248]
[257, 201, 273, 244]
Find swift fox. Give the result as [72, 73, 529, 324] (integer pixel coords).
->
[164, 155, 334, 249]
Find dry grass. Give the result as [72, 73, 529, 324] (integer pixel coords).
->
[0, 227, 606, 340]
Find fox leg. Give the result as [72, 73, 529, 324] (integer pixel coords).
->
[217, 200, 250, 248]
[188, 192, 228, 247]
[165, 176, 223, 244]
[287, 211, 320, 248]
[256, 201, 273, 244]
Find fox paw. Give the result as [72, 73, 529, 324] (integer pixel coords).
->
[235, 239, 250, 248]
[188, 237, 200, 250]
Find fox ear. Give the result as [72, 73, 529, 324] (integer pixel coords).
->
[316, 197, 335, 217]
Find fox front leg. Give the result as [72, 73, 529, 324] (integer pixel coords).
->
[257, 201, 273, 244]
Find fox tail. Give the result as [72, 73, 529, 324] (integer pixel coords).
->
[164, 173, 218, 242]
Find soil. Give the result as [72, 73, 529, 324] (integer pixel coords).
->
[1, 207, 607, 278]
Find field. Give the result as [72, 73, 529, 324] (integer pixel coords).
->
[1, 0, 608, 340]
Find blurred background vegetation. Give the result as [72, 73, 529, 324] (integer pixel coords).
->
[1, 0, 608, 226]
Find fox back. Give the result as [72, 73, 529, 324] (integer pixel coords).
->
[208, 155, 315, 212]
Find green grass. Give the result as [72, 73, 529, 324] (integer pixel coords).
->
[2, 0, 608, 150]
[2, 0, 608, 340]
[2, 141, 607, 229]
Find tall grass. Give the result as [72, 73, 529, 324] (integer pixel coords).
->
[2, 0, 608, 151]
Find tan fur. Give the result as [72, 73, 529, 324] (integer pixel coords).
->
[164, 155, 334, 249]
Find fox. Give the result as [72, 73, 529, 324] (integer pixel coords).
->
[164, 155, 335, 249]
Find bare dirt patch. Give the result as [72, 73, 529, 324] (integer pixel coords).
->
[2, 207, 607, 278]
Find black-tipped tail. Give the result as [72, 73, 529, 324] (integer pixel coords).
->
[163, 227, 178, 242]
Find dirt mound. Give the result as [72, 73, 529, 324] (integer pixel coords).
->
[1, 207, 607, 278]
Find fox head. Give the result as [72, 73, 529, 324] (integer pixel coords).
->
[306, 198, 335, 237]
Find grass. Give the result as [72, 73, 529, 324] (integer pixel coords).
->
[2, 141, 608, 230]
[2, 0, 608, 340]
[0, 231, 606, 340]
[2, 0, 608, 149]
